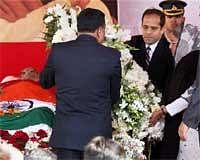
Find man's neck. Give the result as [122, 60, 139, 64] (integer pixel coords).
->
[78, 32, 98, 40]
[164, 31, 178, 43]
[78, 32, 95, 36]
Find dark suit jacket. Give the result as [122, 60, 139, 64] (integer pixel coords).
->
[165, 50, 199, 104]
[128, 35, 174, 95]
[40, 35, 121, 151]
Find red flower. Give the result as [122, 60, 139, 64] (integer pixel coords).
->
[39, 141, 49, 148]
[36, 129, 47, 140]
[30, 136, 38, 142]
[8, 131, 29, 151]
[0, 130, 11, 140]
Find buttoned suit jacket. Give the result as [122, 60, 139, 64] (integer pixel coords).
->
[40, 35, 121, 151]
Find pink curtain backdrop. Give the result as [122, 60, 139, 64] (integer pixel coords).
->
[118, 0, 200, 35]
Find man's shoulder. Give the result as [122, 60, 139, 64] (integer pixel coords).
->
[128, 35, 144, 47]
[131, 35, 143, 42]
[159, 35, 170, 45]
[132, 35, 143, 39]
[155, 35, 171, 52]
[100, 45, 121, 59]
[52, 40, 120, 59]
[52, 40, 75, 46]
[176, 50, 199, 68]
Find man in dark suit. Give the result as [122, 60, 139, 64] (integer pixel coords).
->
[128, 8, 174, 159]
[128, 8, 174, 95]
[40, 8, 121, 160]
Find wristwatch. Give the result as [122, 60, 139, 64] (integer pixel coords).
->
[41, 0, 52, 5]
[161, 105, 167, 115]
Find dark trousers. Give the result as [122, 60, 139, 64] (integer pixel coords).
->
[55, 148, 84, 160]
[151, 113, 183, 160]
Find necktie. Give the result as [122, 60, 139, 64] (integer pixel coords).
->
[145, 46, 151, 66]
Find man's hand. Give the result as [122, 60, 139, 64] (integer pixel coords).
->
[178, 121, 189, 141]
[150, 109, 164, 126]
[0, 0, 44, 22]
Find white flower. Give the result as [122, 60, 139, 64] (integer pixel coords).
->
[44, 4, 78, 45]
[25, 141, 39, 150]
[53, 4, 65, 16]
[113, 132, 146, 160]
[59, 16, 70, 28]
[124, 64, 149, 92]
[120, 85, 124, 96]
[153, 97, 161, 104]
[116, 28, 131, 42]
[52, 30, 64, 43]
[120, 48, 132, 65]
[44, 16, 54, 23]
[119, 100, 128, 109]
[47, 7, 53, 14]
[148, 83, 155, 91]
[132, 100, 147, 112]
[105, 25, 118, 40]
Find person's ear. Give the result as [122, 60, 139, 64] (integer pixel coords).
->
[96, 27, 103, 42]
[96, 28, 100, 38]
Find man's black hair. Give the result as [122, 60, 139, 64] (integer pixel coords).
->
[77, 8, 105, 33]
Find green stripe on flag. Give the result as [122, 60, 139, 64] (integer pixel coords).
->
[0, 107, 55, 130]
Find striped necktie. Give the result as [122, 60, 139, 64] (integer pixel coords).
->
[145, 46, 151, 66]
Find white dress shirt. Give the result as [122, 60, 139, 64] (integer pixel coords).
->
[145, 41, 158, 61]
[166, 85, 195, 116]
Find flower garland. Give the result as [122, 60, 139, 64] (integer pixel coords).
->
[105, 25, 163, 159]
[43, 4, 164, 159]
[43, 4, 78, 47]
[0, 129, 50, 151]
[0, 129, 54, 159]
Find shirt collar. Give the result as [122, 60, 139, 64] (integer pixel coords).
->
[77, 34, 97, 42]
[145, 41, 159, 52]
[145, 41, 159, 60]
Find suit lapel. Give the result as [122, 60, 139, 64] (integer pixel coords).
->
[148, 38, 164, 69]
[140, 39, 149, 70]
